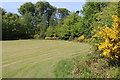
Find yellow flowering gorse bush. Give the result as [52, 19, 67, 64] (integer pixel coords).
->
[77, 35, 85, 42]
[93, 15, 120, 60]
[33, 34, 40, 39]
[45, 37, 58, 40]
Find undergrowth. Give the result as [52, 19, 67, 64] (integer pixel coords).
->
[54, 52, 120, 78]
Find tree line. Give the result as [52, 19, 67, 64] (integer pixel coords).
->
[1, 1, 119, 40]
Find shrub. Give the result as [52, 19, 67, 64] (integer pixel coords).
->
[45, 37, 51, 40]
[45, 26, 56, 37]
[76, 35, 85, 42]
[45, 37, 58, 40]
[93, 15, 120, 60]
[33, 34, 40, 39]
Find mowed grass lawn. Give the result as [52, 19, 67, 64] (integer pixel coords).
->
[2, 40, 92, 78]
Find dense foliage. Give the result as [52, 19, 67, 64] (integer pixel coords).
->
[91, 2, 119, 28]
[55, 13, 82, 40]
[93, 15, 120, 60]
[1, 1, 70, 39]
[80, 2, 108, 38]
[1, 1, 119, 41]
[2, 12, 20, 39]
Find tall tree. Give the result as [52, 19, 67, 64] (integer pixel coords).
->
[19, 12, 34, 38]
[35, 1, 56, 26]
[57, 8, 70, 19]
[0, 8, 6, 40]
[49, 8, 70, 28]
[80, 2, 108, 38]
[18, 2, 35, 15]
[18, 1, 57, 37]
[91, 2, 119, 28]
[49, 11, 58, 27]
[56, 13, 81, 39]
[2, 12, 20, 39]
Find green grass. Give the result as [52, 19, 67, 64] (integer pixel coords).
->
[54, 52, 120, 78]
[2, 40, 92, 78]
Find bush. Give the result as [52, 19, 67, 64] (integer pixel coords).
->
[75, 35, 85, 42]
[93, 15, 120, 60]
[45, 26, 56, 37]
[33, 34, 40, 39]
[45, 37, 58, 40]
[54, 53, 120, 78]
[54, 13, 83, 40]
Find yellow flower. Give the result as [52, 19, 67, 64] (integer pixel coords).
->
[112, 15, 117, 19]
[115, 55, 118, 58]
[93, 15, 120, 60]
